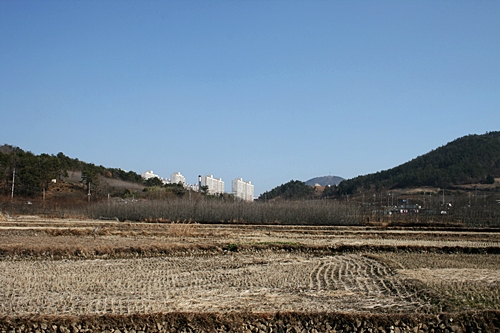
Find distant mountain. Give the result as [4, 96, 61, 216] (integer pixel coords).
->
[305, 175, 344, 187]
[337, 131, 500, 194]
[259, 177, 345, 201]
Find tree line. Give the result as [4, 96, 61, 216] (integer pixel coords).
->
[0, 145, 143, 197]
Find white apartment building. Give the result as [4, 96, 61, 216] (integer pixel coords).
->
[232, 178, 254, 202]
[171, 172, 186, 185]
[141, 170, 159, 180]
[142, 170, 169, 184]
[202, 175, 224, 195]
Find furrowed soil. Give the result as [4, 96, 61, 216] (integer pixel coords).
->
[1, 217, 499, 332]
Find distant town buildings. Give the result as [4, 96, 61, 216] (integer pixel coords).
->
[171, 172, 186, 185]
[202, 175, 224, 195]
[141, 170, 169, 184]
[141, 170, 254, 201]
[141, 170, 158, 180]
[232, 178, 254, 202]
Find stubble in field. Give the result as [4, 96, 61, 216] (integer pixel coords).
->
[372, 252, 500, 311]
[0, 253, 430, 316]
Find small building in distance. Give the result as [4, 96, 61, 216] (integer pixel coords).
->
[142, 170, 169, 184]
[141, 170, 159, 180]
[232, 178, 254, 202]
[202, 175, 224, 195]
[171, 172, 186, 185]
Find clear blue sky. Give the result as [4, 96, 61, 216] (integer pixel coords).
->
[1, 1, 499, 196]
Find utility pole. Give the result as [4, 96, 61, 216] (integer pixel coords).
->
[11, 168, 15, 201]
[88, 182, 91, 203]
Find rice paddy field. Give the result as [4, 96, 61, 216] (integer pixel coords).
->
[1, 216, 499, 332]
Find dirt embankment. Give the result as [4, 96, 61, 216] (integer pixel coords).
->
[1, 311, 499, 333]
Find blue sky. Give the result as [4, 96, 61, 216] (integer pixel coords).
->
[1, 1, 499, 196]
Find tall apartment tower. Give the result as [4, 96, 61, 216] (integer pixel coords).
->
[232, 178, 254, 202]
[141, 170, 158, 180]
[202, 175, 224, 195]
[171, 172, 186, 185]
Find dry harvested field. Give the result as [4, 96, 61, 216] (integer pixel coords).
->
[1, 217, 500, 332]
[1, 253, 430, 315]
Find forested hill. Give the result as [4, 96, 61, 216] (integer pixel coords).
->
[258, 180, 316, 201]
[0, 145, 143, 197]
[336, 131, 500, 194]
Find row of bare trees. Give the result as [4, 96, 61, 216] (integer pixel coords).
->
[2, 192, 499, 227]
[69, 199, 363, 226]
